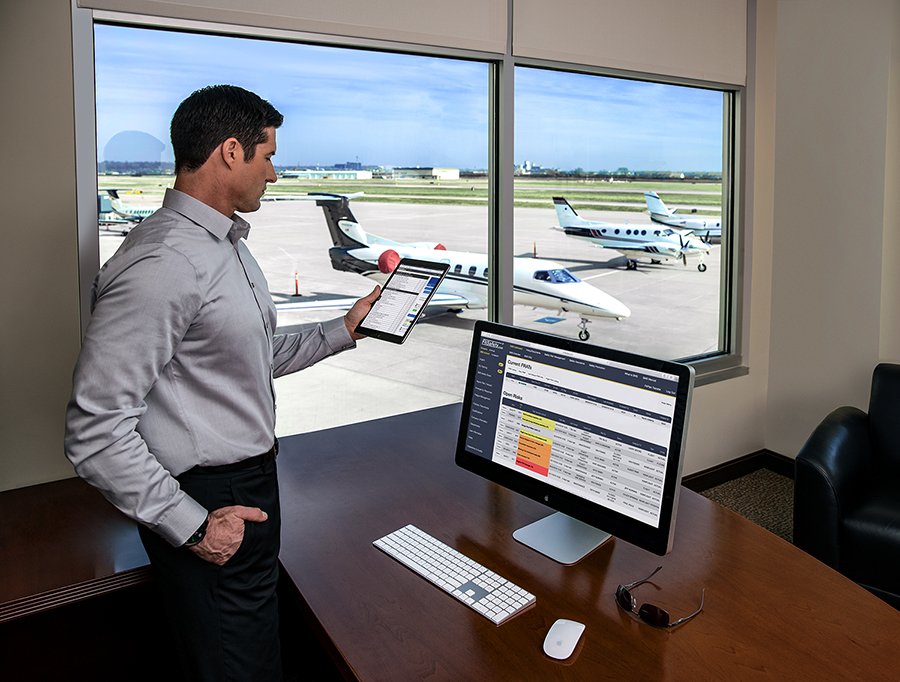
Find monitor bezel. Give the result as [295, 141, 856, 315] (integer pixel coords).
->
[454, 320, 695, 557]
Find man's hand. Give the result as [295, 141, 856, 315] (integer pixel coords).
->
[188, 505, 268, 566]
[344, 285, 381, 340]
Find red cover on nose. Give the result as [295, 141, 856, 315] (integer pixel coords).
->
[378, 249, 401, 273]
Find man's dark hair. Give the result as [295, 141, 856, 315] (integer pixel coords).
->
[171, 85, 283, 172]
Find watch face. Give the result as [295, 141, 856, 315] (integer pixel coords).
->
[185, 518, 209, 546]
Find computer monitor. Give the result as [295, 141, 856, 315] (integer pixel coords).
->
[455, 321, 694, 563]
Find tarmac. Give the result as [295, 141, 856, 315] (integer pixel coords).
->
[98, 199, 721, 436]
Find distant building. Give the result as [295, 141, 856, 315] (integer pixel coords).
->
[515, 160, 546, 175]
[392, 167, 460, 180]
[279, 169, 373, 180]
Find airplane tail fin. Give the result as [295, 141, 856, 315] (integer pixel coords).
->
[98, 191, 115, 214]
[644, 191, 674, 219]
[552, 197, 591, 228]
[310, 193, 369, 249]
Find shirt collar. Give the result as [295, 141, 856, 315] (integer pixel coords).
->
[162, 188, 251, 244]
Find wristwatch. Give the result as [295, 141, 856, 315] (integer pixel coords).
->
[184, 516, 209, 547]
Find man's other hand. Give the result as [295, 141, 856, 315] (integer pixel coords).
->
[188, 505, 268, 565]
[345, 285, 381, 340]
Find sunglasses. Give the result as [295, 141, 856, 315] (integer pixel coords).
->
[615, 565, 705, 629]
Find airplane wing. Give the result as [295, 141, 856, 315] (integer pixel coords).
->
[99, 215, 135, 225]
[274, 291, 469, 312]
[425, 292, 470, 306]
[274, 296, 362, 312]
[262, 192, 366, 202]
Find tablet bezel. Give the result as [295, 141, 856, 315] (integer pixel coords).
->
[354, 257, 451, 344]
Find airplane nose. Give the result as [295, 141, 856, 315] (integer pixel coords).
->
[586, 288, 631, 319]
[609, 299, 631, 319]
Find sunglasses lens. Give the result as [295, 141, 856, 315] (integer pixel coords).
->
[638, 603, 671, 627]
[615, 586, 634, 611]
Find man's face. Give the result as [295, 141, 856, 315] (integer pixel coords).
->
[233, 126, 277, 213]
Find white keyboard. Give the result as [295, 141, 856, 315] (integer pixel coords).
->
[373, 524, 536, 625]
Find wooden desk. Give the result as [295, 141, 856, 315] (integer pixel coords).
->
[278, 404, 900, 681]
[0, 478, 150, 624]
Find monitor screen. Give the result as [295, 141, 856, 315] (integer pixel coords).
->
[455, 321, 694, 560]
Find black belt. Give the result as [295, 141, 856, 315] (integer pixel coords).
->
[184, 439, 278, 476]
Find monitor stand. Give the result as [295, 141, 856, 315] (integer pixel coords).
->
[513, 512, 612, 565]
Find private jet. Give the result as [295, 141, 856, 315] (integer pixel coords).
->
[644, 190, 722, 243]
[552, 196, 711, 272]
[278, 193, 630, 341]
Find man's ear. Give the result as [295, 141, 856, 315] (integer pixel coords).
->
[220, 137, 243, 169]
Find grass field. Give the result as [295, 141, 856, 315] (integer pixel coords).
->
[99, 176, 722, 215]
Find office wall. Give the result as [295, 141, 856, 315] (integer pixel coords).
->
[681, 0, 776, 474]
[765, 0, 900, 458]
[78, 0, 508, 53]
[0, 0, 83, 490]
[513, 0, 747, 85]
[880, 1, 900, 360]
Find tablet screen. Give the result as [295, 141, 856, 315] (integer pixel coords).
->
[355, 258, 450, 343]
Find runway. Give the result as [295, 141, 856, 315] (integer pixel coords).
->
[98, 199, 721, 435]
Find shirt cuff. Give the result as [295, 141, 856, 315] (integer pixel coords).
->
[324, 316, 356, 352]
[154, 494, 209, 547]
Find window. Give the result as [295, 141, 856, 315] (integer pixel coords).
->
[93, 23, 490, 434]
[533, 269, 579, 284]
[514, 66, 732, 359]
[82, 14, 742, 437]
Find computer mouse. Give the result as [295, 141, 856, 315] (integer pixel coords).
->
[542, 618, 586, 660]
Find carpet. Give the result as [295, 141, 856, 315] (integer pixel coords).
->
[698, 468, 794, 542]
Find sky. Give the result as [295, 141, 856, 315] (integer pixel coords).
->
[95, 24, 723, 172]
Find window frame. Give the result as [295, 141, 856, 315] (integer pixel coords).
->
[72, 7, 746, 386]
[509, 59, 745, 383]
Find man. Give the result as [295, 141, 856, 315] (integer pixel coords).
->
[65, 85, 379, 681]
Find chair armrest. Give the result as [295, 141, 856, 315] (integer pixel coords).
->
[793, 406, 873, 566]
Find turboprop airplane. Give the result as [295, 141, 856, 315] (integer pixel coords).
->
[97, 189, 158, 234]
[284, 192, 630, 341]
[644, 190, 721, 242]
[552, 197, 711, 272]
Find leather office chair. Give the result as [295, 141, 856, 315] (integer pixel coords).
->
[794, 363, 900, 610]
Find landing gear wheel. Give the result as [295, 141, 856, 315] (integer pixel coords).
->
[577, 318, 591, 342]
[651, 259, 662, 265]
[626, 260, 638, 271]
[698, 263, 707, 272]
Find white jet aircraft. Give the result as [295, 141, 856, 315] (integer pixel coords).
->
[552, 197, 711, 272]
[644, 190, 721, 243]
[278, 193, 630, 341]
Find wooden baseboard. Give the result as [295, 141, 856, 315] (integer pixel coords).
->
[683, 450, 794, 492]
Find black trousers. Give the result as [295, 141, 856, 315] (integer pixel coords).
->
[139, 455, 282, 682]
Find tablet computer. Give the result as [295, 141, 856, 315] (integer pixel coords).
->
[355, 257, 450, 343]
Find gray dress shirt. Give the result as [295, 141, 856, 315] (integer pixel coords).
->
[65, 189, 354, 546]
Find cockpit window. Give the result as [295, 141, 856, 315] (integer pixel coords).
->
[533, 269, 579, 283]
